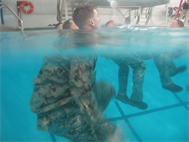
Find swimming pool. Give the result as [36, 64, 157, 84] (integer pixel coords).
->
[0, 27, 188, 142]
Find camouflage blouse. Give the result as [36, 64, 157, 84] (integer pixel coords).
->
[30, 55, 115, 141]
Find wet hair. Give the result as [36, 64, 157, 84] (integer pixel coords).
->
[63, 20, 72, 29]
[55, 23, 61, 29]
[72, 5, 95, 29]
[177, 20, 184, 27]
[106, 20, 115, 27]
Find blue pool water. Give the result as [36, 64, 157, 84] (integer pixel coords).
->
[0, 27, 189, 142]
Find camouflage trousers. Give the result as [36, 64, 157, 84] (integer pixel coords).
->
[47, 81, 117, 142]
[117, 57, 146, 102]
[116, 51, 186, 102]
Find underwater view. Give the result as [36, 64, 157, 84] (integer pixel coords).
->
[0, 27, 189, 142]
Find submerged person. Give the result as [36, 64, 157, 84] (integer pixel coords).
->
[106, 20, 116, 27]
[55, 23, 63, 30]
[55, 19, 79, 30]
[105, 20, 187, 110]
[72, 5, 124, 141]
[63, 19, 79, 29]
[150, 20, 187, 92]
[105, 20, 148, 110]
[140, 20, 187, 90]
[170, 19, 184, 28]
[30, 5, 123, 142]
[163, 20, 187, 87]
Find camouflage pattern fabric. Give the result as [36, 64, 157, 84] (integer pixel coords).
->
[30, 55, 117, 141]
[108, 54, 146, 102]
[106, 50, 184, 102]
[154, 54, 174, 87]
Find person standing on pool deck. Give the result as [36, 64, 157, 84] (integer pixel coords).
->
[179, 0, 189, 24]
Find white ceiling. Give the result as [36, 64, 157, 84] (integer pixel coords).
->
[71, 0, 170, 8]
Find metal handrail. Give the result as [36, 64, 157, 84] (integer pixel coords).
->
[0, 2, 24, 31]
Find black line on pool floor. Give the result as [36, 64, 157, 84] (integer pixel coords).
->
[172, 93, 189, 111]
[49, 132, 57, 142]
[115, 101, 143, 142]
[108, 101, 189, 121]
[48, 100, 189, 142]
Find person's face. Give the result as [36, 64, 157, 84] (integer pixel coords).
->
[90, 9, 101, 29]
[69, 20, 79, 29]
[169, 20, 179, 28]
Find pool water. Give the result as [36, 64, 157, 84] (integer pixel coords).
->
[0, 27, 189, 142]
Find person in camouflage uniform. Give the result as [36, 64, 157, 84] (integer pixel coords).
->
[105, 22, 187, 110]
[108, 52, 148, 110]
[111, 50, 187, 110]
[30, 55, 117, 141]
[30, 5, 124, 142]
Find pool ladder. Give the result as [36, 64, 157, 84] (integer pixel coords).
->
[139, 7, 152, 25]
[0, 2, 24, 32]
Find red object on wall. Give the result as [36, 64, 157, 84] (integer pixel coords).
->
[17, 1, 28, 27]
[21, 1, 34, 14]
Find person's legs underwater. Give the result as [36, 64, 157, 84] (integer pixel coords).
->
[167, 57, 187, 77]
[49, 81, 124, 142]
[129, 58, 148, 110]
[92, 81, 124, 142]
[115, 57, 148, 110]
[168, 48, 188, 77]
[115, 64, 130, 104]
[93, 81, 116, 112]
[153, 54, 183, 92]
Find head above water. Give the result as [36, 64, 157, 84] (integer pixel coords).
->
[106, 20, 116, 27]
[169, 20, 184, 28]
[73, 5, 101, 30]
[63, 19, 79, 29]
[55, 23, 63, 30]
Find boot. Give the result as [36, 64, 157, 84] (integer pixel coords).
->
[169, 66, 187, 77]
[129, 100, 148, 110]
[115, 92, 130, 104]
[163, 83, 183, 92]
